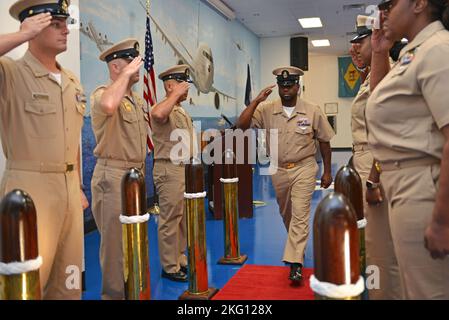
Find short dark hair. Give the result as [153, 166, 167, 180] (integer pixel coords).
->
[427, 0, 449, 29]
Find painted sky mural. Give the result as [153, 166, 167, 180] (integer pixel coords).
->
[79, 0, 260, 122]
[79, 0, 260, 229]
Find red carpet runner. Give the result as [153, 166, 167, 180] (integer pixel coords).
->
[212, 265, 315, 300]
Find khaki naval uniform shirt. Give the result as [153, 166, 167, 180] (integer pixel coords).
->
[151, 105, 195, 162]
[0, 50, 85, 299]
[0, 51, 85, 164]
[251, 98, 335, 165]
[366, 21, 449, 163]
[90, 86, 147, 299]
[91, 86, 147, 164]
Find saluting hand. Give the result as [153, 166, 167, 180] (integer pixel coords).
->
[170, 81, 190, 99]
[349, 44, 365, 69]
[371, 11, 394, 54]
[122, 57, 144, 78]
[255, 85, 275, 104]
[20, 13, 53, 41]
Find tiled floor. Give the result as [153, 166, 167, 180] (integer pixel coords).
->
[82, 151, 351, 300]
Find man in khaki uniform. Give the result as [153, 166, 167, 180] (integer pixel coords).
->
[237, 66, 334, 282]
[349, 15, 402, 300]
[90, 39, 147, 300]
[0, 0, 88, 299]
[151, 65, 193, 282]
[366, 0, 449, 299]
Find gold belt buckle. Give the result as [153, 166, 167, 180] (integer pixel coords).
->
[66, 163, 75, 172]
[285, 163, 295, 169]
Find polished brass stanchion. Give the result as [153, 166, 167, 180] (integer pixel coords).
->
[0, 190, 42, 300]
[311, 193, 364, 300]
[121, 168, 151, 300]
[218, 149, 247, 265]
[334, 166, 367, 280]
[180, 158, 218, 300]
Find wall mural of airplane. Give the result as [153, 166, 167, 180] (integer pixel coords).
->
[80, 21, 114, 53]
[80, 5, 237, 112]
[138, 0, 236, 110]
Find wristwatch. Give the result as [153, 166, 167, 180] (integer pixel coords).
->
[366, 180, 380, 190]
[374, 161, 382, 174]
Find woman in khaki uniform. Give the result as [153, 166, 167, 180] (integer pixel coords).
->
[366, 0, 449, 299]
[349, 15, 402, 300]
[0, 0, 88, 299]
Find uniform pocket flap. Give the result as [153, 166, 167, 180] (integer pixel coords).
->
[25, 102, 57, 115]
[120, 106, 137, 123]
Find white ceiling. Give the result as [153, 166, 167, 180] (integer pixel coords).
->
[222, 0, 375, 56]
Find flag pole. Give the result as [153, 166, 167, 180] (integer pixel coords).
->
[145, 0, 160, 216]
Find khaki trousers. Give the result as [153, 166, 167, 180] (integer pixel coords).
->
[353, 150, 402, 300]
[381, 163, 449, 299]
[271, 156, 318, 265]
[0, 169, 83, 300]
[153, 160, 187, 273]
[91, 164, 127, 300]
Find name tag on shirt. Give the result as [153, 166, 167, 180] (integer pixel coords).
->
[32, 92, 50, 101]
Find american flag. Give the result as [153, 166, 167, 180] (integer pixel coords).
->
[143, 4, 157, 152]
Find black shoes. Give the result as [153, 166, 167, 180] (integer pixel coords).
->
[161, 269, 188, 282]
[289, 263, 303, 282]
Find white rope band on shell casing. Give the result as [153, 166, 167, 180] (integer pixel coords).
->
[310, 275, 365, 299]
[0, 256, 43, 275]
[184, 192, 207, 199]
[220, 178, 239, 184]
[119, 213, 150, 225]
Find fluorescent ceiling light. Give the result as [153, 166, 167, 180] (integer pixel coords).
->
[312, 39, 330, 47]
[204, 0, 236, 20]
[298, 17, 323, 28]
